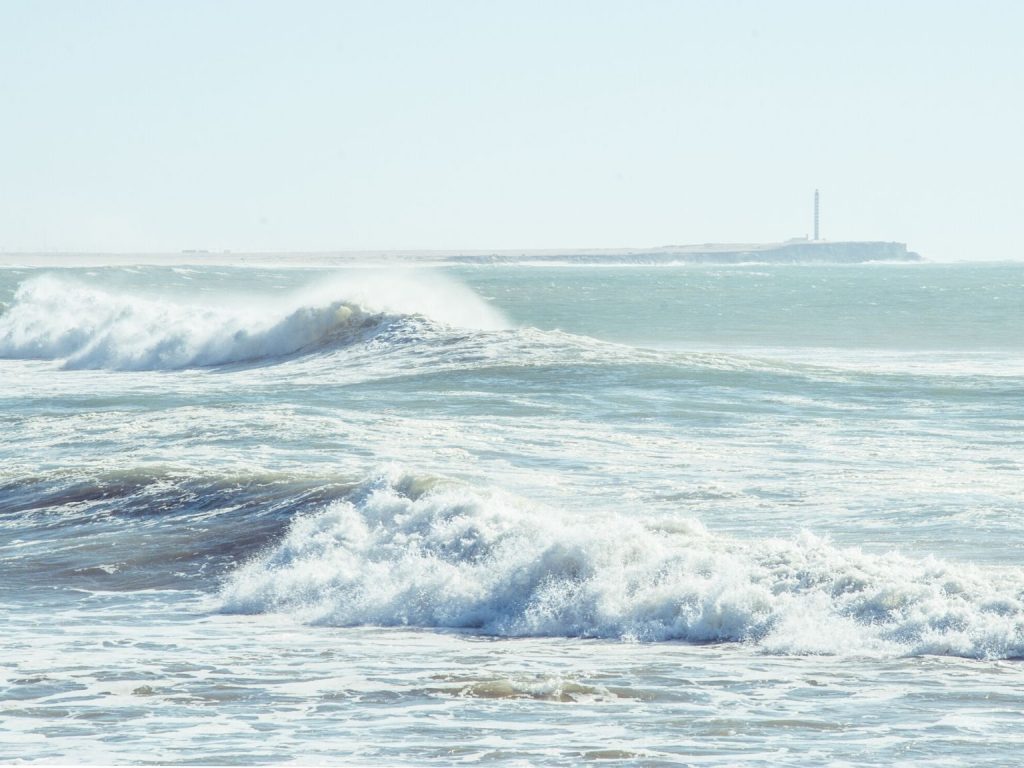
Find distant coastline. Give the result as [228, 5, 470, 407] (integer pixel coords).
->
[0, 240, 921, 268]
[444, 240, 921, 265]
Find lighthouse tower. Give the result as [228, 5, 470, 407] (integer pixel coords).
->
[814, 189, 820, 241]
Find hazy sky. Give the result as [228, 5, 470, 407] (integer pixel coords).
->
[2, 0, 1022, 259]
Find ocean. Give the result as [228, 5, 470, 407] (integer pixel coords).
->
[1, 260, 1022, 765]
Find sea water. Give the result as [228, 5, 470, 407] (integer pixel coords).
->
[1, 261, 1023, 765]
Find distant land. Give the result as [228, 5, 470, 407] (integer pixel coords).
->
[0, 240, 920, 267]
[444, 240, 921, 265]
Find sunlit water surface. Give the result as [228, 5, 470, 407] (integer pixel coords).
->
[2, 262, 1023, 765]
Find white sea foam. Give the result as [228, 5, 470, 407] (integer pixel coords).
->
[219, 469, 1024, 659]
[0, 272, 506, 370]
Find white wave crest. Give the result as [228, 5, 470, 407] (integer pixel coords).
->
[0, 272, 506, 370]
[219, 470, 1024, 659]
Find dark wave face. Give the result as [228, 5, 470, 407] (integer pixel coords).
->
[0, 468, 360, 591]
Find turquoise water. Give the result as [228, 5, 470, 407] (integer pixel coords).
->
[1, 262, 1023, 764]
[463, 263, 1024, 350]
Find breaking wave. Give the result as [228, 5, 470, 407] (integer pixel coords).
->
[0, 273, 506, 370]
[219, 469, 1024, 659]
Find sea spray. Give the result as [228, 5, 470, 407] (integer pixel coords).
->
[0, 271, 507, 370]
[219, 469, 1024, 659]
[6, 262, 1024, 764]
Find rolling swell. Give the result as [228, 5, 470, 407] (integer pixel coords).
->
[0, 274, 1003, 396]
[219, 469, 1024, 659]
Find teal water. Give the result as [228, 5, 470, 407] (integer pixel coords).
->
[462, 263, 1024, 350]
[1, 261, 1023, 765]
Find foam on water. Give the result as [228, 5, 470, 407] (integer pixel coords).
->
[0, 272, 506, 370]
[4, 263, 1024, 764]
[220, 469, 1024, 659]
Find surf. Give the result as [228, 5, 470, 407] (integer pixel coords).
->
[218, 468, 1024, 660]
[0, 271, 507, 370]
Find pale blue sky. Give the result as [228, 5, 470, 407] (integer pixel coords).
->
[2, 0, 1022, 259]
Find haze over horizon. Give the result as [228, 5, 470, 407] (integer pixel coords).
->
[2, 0, 1022, 261]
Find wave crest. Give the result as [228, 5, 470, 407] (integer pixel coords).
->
[218, 470, 1024, 659]
[0, 272, 506, 370]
